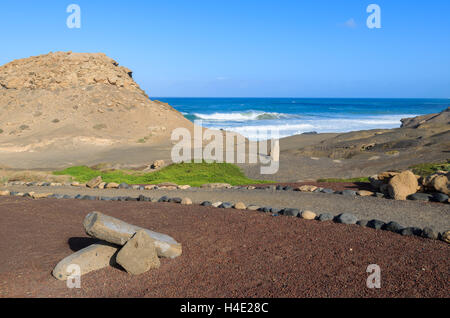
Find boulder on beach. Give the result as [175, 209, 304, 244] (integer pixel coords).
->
[234, 202, 246, 210]
[169, 197, 182, 203]
[318, 213, 334, 221]
[83, 211, 182, 258]
[219, 202, 233, 209]
[150, 160, 165, 169]
[408, 193, 432, 201]
[157, 182, 178, 188]
[181, 197, 192, 205]
[441, 231, 450, 243]
[300, 210, 316, 220]
[369, 171, 401, 191]
[52, 242, 119, 280]
[387, 170, 418, 200]
[201, 183, 232, 189]
[87, 176, 103, 188]
[52, 212, 181, 280]
[430, 172, 450, 195]
[356, 220, 369, 227]
[431, 193, 449, 203]
[335, 213, 357, 225]
[282, 208, 300, 217]
[378, 171, 400, 180]
[98, 182, 106, 189]
[421, 227, 438, 240]
[357, 190, 374, 197]
[382, 221, 404, 233]
[116, 230, 160, 275]
[32, 193, 53, 199]
[295, 185, 318, 192]
[367, 219, 385, 230]
[105, 182, 120, 189]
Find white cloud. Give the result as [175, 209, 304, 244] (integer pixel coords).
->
[342, 18, 357, 28]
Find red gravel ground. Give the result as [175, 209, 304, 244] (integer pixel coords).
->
[0, 197, 448, 298]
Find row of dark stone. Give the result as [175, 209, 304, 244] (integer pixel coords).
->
[8, 181, 450, 203]
[11, 181, 144, 190]
[199, 200, 445, 242]
[270, 185, 449, 203]
[7, 191, 448, 242]
[10, 192, 155, 202]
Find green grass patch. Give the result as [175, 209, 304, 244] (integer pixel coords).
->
[409, 160, 450, 177]
[317, 177, 370, 183]
[53, 162, 274, 187]
[137, 135, 152, 144]
[93, 124, 107, 130]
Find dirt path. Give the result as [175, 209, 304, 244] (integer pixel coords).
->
[3, 185, 450, 232]
[0, 197, 448, 298]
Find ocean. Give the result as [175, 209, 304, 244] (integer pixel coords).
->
[155, 98, 450, 140]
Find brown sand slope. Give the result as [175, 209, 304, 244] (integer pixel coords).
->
[0, 52, 193, 168]
[0, 197, 448, 298]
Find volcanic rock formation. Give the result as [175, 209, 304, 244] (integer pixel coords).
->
[0, 52, 193, 153]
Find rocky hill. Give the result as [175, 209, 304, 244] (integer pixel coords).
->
[239, 109, 450, 182]
[0, 52, 193, 154]
[400, 107, 450, 128]
[287, 108, 450, 160]
[285, 108, 450, 161]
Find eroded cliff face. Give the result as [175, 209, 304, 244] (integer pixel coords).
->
[0, 52, 140, 91]
[400, 107, 450, 129]
[0, 51, 193, 152]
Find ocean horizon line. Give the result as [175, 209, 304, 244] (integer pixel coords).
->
[152, 97, 450, 100]
[153, 97, 449, 140]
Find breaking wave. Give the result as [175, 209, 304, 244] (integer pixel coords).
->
[188, 111, 297, 121]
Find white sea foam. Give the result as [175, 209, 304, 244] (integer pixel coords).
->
[192, 111, 295, 121]
[197, 114, 414, 140]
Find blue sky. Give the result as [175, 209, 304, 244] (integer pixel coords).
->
[0, 0, 449, 98]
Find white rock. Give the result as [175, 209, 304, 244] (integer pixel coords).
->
[52, 242, 119, 281]
[116, 230, 160, 275]
[83, 211, 182, 258]
[181, 197, 192, 205]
